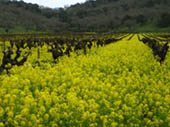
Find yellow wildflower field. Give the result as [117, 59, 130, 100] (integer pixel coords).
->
[0, 34, 170, 127]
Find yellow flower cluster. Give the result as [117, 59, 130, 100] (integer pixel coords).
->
[0, 34, 170, 127]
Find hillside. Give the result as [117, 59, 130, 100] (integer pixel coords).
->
[66, 0, 170, 32]
[0, 0, 170, 33]
[0, 0, 63, 33]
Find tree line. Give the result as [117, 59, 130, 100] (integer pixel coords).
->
[0, 0, 170, 33]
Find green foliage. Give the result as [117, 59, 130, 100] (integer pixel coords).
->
[0, 28, 5, 33]
[0, 0, 170, 32]
[157, 13, 170, 28]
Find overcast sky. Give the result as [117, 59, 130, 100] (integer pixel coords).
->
[23, 0, 86, 8]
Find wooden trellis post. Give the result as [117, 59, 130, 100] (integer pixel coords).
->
[3, 41, 6, 52]
[37, 48, 40, 66]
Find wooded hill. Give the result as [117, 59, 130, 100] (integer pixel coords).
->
[0, 0, 170, 33]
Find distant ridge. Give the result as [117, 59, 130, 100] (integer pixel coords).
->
[0, 0, 170, 33]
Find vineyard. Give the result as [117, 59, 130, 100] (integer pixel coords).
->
[0, 33, 170, 127]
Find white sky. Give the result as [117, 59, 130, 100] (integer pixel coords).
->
[23, 0, 86, 8]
